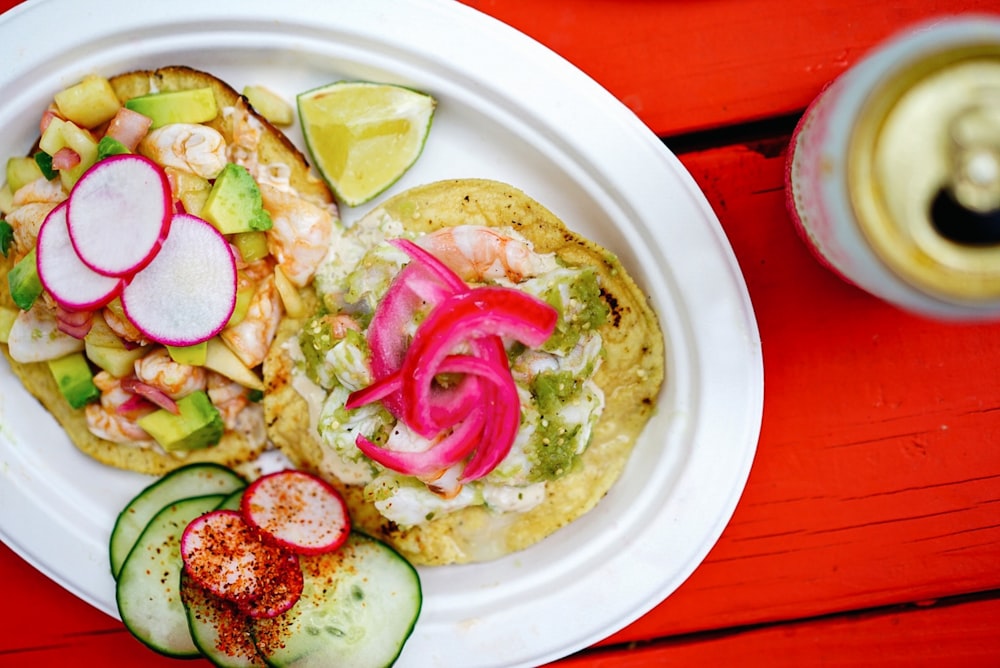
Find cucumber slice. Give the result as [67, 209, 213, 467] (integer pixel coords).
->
[215, 487, 245, 511]
[109, 463, 245, 578]
[116, 494, 225, 658]
[253, 532, 422, 668]
[181, 571, 267, 668]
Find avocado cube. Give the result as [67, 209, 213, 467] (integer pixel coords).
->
[137, 390, 224, 451]
[47, 353, 100, 409]
[124, 87, 218, 129]
[8, 248, 42, 311]
[201, 163, 273, 234]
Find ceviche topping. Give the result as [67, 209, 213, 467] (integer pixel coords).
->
[0, 71, 338, 456]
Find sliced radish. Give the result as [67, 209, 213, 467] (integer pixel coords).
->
[180, 509, 299, 607]
[36, 202, 124, 310]
[241, 470, 350, 555]
[66, 153, 171, 277]
[121, 213, 237, 346]
[236, 553, 304, 620]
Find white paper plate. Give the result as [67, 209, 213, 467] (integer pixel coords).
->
[0, 0, 763, 665]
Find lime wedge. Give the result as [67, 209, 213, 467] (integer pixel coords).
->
[297, 81, 436, 206]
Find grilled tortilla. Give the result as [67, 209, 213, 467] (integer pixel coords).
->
[264, 178, 664, 565]
[0, 66, 333, 475]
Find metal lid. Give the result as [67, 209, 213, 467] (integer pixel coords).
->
[848, 41, 1000, 303]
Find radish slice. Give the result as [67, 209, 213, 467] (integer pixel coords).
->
[241, 470, 350, 555]
[121, 213, 237, 346]
[236, 553, 304, 619]
[36, 202, 123, 310]
[66, 154, 171, 277]
[180, 509, 298, 606]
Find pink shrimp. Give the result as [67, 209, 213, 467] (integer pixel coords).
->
[259, 182, 334, 287]
[220, 272, 282, 368]
[85, 372, 154, 444]
[133, 348, 207, 399]
[416, 225, 551, 283]
[206, 371, 251, 429]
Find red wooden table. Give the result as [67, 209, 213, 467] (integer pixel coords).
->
[3, 1, 1000, 666]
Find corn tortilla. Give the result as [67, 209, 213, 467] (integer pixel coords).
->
[264, 178, 665, 565]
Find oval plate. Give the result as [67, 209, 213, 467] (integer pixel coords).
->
[0, 0, 763, 666]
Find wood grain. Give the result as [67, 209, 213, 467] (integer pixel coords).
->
[597, 137, 1000, 645]
[554, 593, 1000, 667]
[460, 0, 1000, 137]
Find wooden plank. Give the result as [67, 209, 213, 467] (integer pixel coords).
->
[459, 0, 1000, 137]
[553, 594, 1000, 667]
[596, 136, 1000, 645]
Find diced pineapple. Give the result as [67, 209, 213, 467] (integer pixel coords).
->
[85, 342, 146, 378]
[273, 265, 306, 318]
[0, 184, 13, 215]
[205, 337, 264, 391]
[167, 341, 208, 366]
[39, 117, 100, 189]
[165, 167, 211, 217]
[231, 231, 269, 263]
[5, 156, 44, 193]
[58, 121, 99, 189]
[84, 315, 128, 348]
[0, 306, 18, 343]
[38, 116, 69, 156]
[54, 75, 122, 129]
[242, 85, 294, 126]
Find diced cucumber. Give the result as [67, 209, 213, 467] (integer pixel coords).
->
[109, 463, 245, 578]
[116, 494, 225, 658]
[252, 532, 422, 668]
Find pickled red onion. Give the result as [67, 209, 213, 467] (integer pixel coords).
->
[400, 286, 557, 436]
[351, 235, 558, 481]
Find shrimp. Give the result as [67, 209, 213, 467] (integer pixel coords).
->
[12, 176, 67, 207]
[220, 272, 282, 368]
[417, 225, 554, 283]
[133, 348, 207, 399]
[3, 177, 68, 255]
[102, 305, 148, 346]
[259, 182, 334, 287]
[5, 202, 56, 259]
[85, 372, 154, 444]
[206, 371, 251, 429]
[139, 123, 228, 179]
